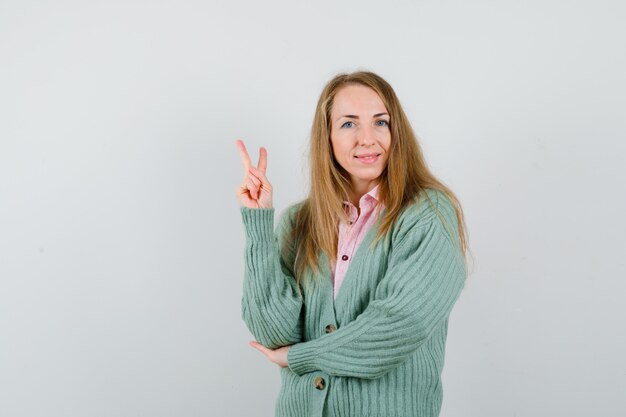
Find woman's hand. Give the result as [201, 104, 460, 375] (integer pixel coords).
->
[235, 139, 273, 209]
[249, 341, 292, 368]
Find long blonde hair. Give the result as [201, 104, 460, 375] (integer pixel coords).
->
[287, 71, 470, 289]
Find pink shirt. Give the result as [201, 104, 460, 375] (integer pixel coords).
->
[330, 184, 383, 299]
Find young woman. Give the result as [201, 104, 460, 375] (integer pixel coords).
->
[235, 71, 469, 417]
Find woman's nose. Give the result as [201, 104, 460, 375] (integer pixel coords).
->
[357, 125, 376, 145]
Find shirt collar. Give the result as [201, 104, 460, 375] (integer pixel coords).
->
[365, 183, 381, 203]
[342, 183, 382, 208]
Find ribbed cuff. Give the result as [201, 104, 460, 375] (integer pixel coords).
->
[240, 207, 275, 241]
[287, 342, 319, 376]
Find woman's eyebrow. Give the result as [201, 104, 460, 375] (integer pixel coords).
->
[336, 112, 389, 121]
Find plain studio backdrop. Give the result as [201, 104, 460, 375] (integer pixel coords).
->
[1, 0, 625, 416]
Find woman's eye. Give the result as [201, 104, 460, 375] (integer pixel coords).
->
[341, 121, 354, 128]
[375, 120, 389, 127]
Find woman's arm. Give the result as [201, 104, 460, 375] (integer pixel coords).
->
[286, 200, 466, 379]
[235, 140, 303, 348]
[240, 205, 304, 349]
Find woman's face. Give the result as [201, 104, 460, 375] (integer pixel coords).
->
[329, 84, 391, 193]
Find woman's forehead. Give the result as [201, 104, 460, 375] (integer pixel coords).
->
[332, 84, 387, 116]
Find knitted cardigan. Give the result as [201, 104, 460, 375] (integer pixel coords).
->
[240, 189, 466, 417]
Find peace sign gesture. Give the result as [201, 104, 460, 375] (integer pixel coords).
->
[235, 139, 273, 209]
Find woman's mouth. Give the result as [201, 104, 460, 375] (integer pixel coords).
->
[355, 154, 380, 164]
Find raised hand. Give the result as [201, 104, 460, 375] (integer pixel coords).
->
[235, 139, 273, 209]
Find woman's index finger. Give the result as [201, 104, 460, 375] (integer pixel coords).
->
[235, 139, 252, 171]
[257, 146, 268, 174]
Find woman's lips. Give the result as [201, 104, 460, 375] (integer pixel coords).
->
[355, 154, 380, 164]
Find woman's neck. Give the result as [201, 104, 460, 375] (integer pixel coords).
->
[347, 180, 379, 208]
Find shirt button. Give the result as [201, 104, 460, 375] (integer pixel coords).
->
[314, 376, 326, 390]
[341, 255, 349, 261]
[325, 324, 336, 333]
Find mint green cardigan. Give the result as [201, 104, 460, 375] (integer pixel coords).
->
[240, 189, 466, 417]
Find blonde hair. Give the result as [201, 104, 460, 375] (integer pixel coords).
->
[287, 71, 470, 289]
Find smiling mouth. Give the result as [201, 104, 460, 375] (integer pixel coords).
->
[355, 154, 381, 164]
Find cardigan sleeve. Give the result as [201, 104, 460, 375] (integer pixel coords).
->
[240, 205, 304, 349]
[286, 205, 466, 379]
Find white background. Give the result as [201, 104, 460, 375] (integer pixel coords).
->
[1, 1, 625, 416]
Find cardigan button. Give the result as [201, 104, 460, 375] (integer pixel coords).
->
[341, 255, 349, 261]
[325, 324, 336, 333]
[314, 376, 326, 390]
